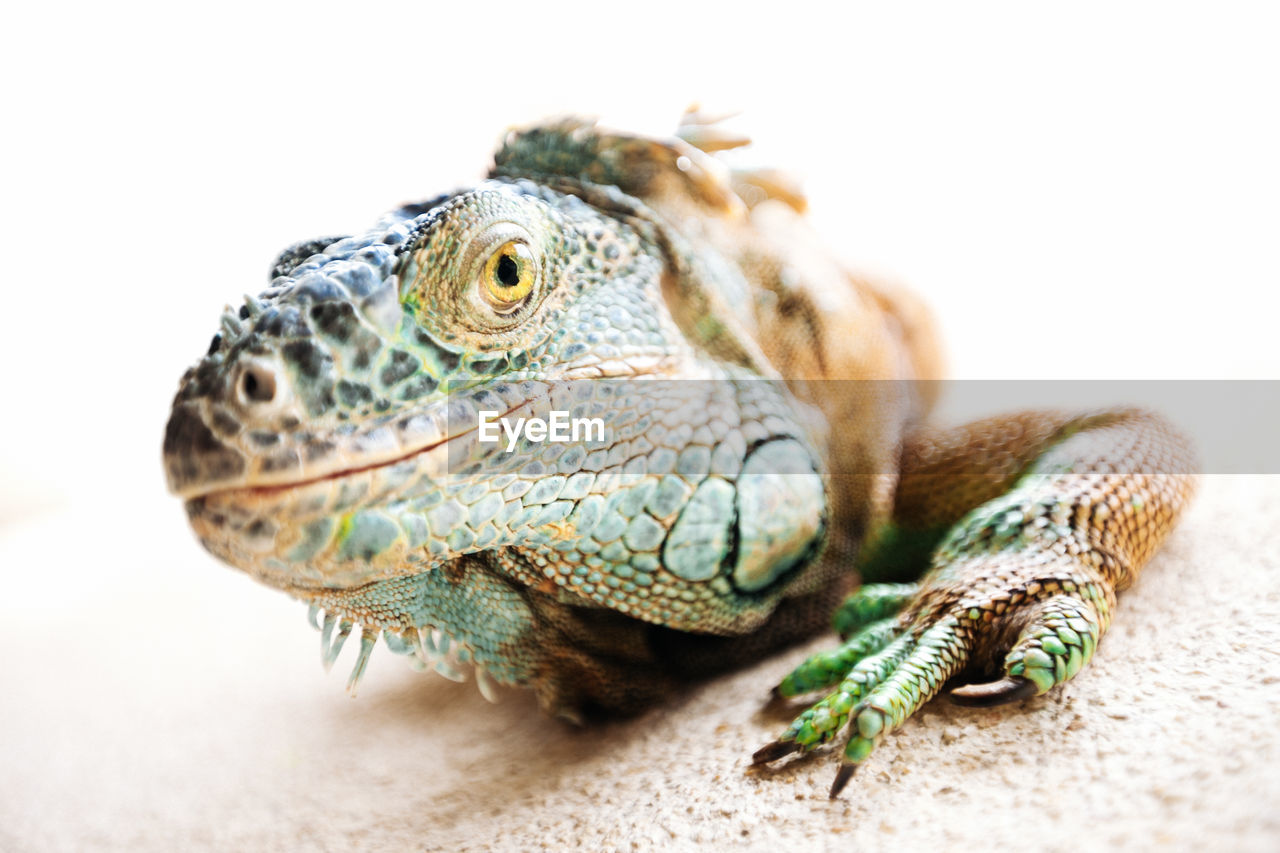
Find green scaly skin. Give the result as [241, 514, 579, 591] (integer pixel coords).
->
[163, 113, 1196, 795]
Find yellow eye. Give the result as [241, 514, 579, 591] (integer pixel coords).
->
[481, 240, 537, 311]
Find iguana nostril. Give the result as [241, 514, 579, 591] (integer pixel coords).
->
[240, 364, 277, 404]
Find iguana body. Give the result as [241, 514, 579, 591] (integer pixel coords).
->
[163, 114, 1195, 797]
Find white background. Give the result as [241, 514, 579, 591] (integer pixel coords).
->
[2, 1, 1277, 522]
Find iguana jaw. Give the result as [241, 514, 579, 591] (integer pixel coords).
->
[177, 388, 539, 592]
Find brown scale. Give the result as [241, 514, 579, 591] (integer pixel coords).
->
[882, 408, 1196, 691]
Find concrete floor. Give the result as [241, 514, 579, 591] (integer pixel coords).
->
[2, 477, 1277, 851]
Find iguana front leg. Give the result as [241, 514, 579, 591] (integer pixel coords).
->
[753, 409, 1196, 797]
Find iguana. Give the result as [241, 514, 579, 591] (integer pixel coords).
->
[162, 112, 1196, 798]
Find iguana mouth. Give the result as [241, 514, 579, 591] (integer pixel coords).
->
[188, 398, 525, 504]
[168, 396, 488, 503]
[198, 440, 450, 501]
[169, 357, 681, 503]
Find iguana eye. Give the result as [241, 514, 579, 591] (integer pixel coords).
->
[480, 240, 537, 312]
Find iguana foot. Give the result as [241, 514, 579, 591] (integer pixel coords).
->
[770, 583, 918, 696]
[754, 568, 1111, 798]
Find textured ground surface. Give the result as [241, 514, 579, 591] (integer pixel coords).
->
[2, 477, 1278, 851]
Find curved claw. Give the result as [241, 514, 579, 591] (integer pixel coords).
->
[828, 763, 857, 799]
[751, 740, 800, 765]
[949, 675, 1038, 707]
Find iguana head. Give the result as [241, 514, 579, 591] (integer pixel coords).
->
[166, 175, 695, 583]
[163, 119, 829, 703]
